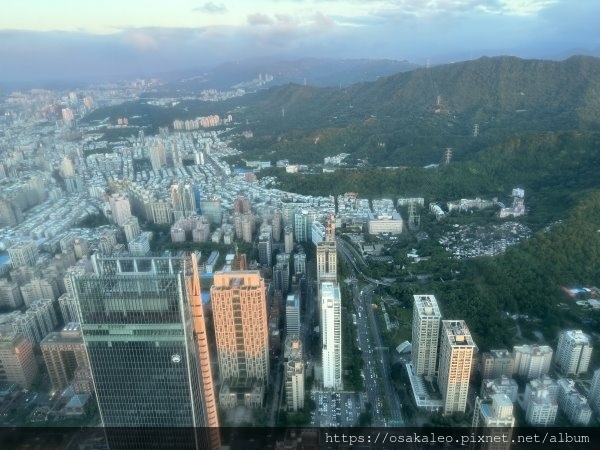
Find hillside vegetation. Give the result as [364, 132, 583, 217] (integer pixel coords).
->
[234, 55, 600, 165]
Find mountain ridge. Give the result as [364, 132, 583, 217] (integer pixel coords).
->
[233, 55, 600, 165]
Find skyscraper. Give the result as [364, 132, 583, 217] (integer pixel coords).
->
[316, 214, 337, 284]
[321, 281, 342, 390]
[171, 181, 197, 221]
[211, 270, 269, 407]
[0, 333, 38, 389]
[411, 294, 442, 376]
[286, 292, 301, 337]
[108, 193, 132, 227]
[41, 322, 89, 392]
[72, 253, 218, 449]
[438, 320, 475, 414]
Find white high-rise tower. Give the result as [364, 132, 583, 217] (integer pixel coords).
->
[321, 281, 342, 390]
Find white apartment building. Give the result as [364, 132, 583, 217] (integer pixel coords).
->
[557, 378, 592, 425]
[411, 294, 442, 376]
[284, 337, 305, 412]
[321, 282, 342, 390]
[555, 330, 592, 376]
[523, 376, 559, 426]
[512, 345, 553, 379]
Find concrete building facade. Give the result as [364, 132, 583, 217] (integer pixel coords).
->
[555, 330, 592, 376]
[321, 282, 342, 390]
[411, 294, 442, 377]
[438, 320, 476, 414]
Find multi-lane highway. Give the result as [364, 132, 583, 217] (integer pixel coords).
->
[339, 239, 404, 426]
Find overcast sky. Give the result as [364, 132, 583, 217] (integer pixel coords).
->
[1, 0, 599, 83]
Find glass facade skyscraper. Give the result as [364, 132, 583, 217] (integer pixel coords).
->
[72, 253, 218, 449]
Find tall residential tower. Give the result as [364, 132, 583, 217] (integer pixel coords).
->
[211, 270, 269, 407]
[411, 294, 442, 376]
[438, 320, 476, 414]
[321, 281, 342, 390]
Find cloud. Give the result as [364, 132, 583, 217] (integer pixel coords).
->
[247, 13, 275, 26]
[0, 0, 594, 85]
[122, 31, 159, 51]
[193, 2, 228, 14]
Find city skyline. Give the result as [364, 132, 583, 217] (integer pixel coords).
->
[1, 0, 599, 83]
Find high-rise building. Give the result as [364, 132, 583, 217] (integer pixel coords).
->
[555, 330, 592, 376]
[60, 156, 75, 178]
[127, 231, 152, 256]
[41, 322, 89, 392]
[200, 196, 222, 225]
[293, 251, 306, 275]
[0, 333, 39, 388]
[19, 277, 59, 307]
[108, 193, 132, 226]
[12, 298, 58, 345]
[480, 349, 513, 380]
[0, 279, 23, 309]
[274, 253, 290, 295]
[122, 216, 141, 243]
[211, 270, 269, 406]
[284, 226, 294, 254]
[523, 376, 559, 426]
[588, 368, 600, 416]
[284, 337, 305, 412]
[8, 240, 38, 268]
[512, 345, 553, 379]
[258, 225, 273, 267]
[557, 378, 592, 425]
[316, 225, 337, 284]
[294, 210, 310, 242]
[149, 141, 166, 171]
[438, 320, 475, 414]
[411, 294, 442, 376]
[321, 282, 342, 390]
[471, 394, 514, 450]
[72, 253, 219, 448]
[286, 292, 301, 337]
[316, 241, 337, 284]
[233, 196, 251, 214]
[171, 181, 197, 221]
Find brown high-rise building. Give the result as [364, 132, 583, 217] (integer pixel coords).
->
[0, 333, 39, 388]
[438, 320, 476, 414]
[211, 270, 269, 405]
[41, 322, 90, 392]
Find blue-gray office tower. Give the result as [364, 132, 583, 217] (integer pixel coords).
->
[72, 253, 219, 450]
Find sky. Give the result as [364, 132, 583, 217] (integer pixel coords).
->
[1, 0, 599, 84]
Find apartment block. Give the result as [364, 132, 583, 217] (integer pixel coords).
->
[512, 345, 553, 379]
[555, 330, 592, 376]
[438, 320, 476, 414]
[411, 294, 442, 376]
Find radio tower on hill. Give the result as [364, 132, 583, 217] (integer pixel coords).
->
[444, 148, 453, 165]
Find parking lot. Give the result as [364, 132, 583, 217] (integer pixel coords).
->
[310, 391, 365, 426]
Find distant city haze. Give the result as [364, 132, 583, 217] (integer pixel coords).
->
[1, 0, 599, 84]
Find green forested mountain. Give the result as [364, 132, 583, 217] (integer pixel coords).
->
[233, 55, 600, 165]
